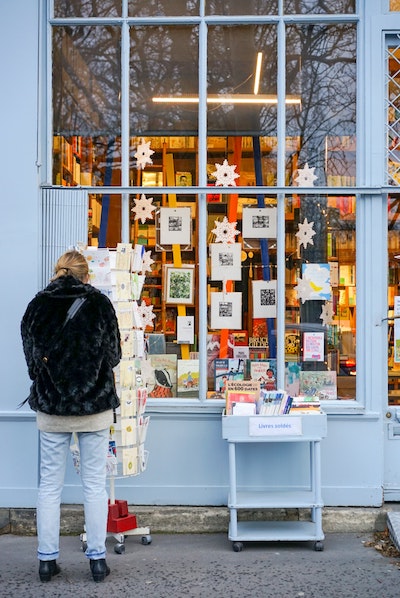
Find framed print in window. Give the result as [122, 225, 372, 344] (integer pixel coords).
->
[252, 279, 277, 319]
[242, 207, 277, 239]
[210, 243, 242, 281]
[159, 207, 192, 246]
[210, 292, 242, 330]
[164, 264, 195, 305]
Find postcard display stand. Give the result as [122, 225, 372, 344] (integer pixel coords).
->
[222, 413, 327, 552]
[80, 245, 152, 555]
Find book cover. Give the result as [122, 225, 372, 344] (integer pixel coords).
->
[299, 370, 337, 400]
[250, 359, 277, 391]
[225, 379, 260, 415]
[177, 359, 200, 398]
[214, 358, 246, 392]
[148, 354, 177, 397]
[146, 333, 166, 355]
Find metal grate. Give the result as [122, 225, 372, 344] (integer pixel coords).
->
[386, 38, 400, 186]
[40, 188, 88, 287]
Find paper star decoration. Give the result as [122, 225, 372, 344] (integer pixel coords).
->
[131, 193, 155, 224]
[294, 276, 314, 304]
[295, 162, 317, 187]
[212, 159, 240, 186]
[320, 301, 334, 326]
[134, 138, 155, 169]
[296, 217, 316, 249]
[140, 250, 155, 274]
[212, 217, 240, 244]
[137, 300, 156, 329]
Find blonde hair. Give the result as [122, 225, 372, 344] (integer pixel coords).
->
[52, 250, 89, 283]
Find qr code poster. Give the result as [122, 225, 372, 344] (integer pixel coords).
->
[252, 279, 277, 319]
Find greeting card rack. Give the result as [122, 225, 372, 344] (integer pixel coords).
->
[222, 412, 327, 552]
[79, 244, 153, 554]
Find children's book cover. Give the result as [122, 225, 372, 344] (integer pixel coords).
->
[299, 370, 337, 400]
[177, 359, 200, 398]
[148, 354, 177, 397]
[250, 359, 277, 391]
[214, 358, 246, 392]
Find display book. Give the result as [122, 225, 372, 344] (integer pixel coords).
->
[83, 243, 150, 477]
[225, 378, 321, 416]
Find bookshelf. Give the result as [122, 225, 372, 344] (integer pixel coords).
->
[222, 412, 327, 552]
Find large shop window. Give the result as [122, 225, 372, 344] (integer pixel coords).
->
[50, 5, 357, 403]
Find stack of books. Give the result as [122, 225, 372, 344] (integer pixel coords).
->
[258, 390, 293, 415]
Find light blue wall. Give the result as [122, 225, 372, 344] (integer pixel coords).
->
[0, 0, 392, 509]
[0, 1, 40, 506]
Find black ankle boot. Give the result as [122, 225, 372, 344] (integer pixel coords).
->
[90, 559, 110, 583]
[39, 559, 61, 582]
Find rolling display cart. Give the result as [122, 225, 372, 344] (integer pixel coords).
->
[222, 412, 327, 552]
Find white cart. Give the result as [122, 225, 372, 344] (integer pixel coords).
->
[222, 412, 327, 552]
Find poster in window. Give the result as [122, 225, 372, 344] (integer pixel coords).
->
[242, 207, 277, 239]
[210, 243, 242, 281]
[210, 292, 242, 330]
[252, 280, 277, 319]
[159, 207, 191, 246]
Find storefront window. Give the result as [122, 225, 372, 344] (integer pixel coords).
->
[50, 4, 358, 403]
[54, 0, 121, 18]
[206, 0, 278, 15]
[286, 194, 356, 400]
[130, 26, 199, 137]
[52, 26, 121, 186]
[284, 0, 355, 14]
[129, 1, 199, 16]
[286, 23, 357, 187]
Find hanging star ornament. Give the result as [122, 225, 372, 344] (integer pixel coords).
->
[212, 159, 240, 186]
[134, 138, 155, 169]
[140, 250, 155, 274]
[131, 193, 155, 224]
[320, 301, 334, 326]
[296, 217, 316, 249]
[294, 163, 317, 187]
[212, 216, 240, 244]
[137, 300, 156, 329]
[294, 276, 314, 304]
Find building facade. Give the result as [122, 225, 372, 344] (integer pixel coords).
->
[2, 0, 400, 508]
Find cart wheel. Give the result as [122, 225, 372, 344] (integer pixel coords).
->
[141, 535, 152, 545]
[114, 543, 125, 554]
[232, 542, 243, 552]
[314, 541, 324, 551]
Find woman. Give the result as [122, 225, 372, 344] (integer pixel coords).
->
[21, 250, 121, 583]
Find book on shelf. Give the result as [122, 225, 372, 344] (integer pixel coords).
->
[225, 380, 260, 415]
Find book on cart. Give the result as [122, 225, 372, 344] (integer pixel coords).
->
[225, 379, 260, 415]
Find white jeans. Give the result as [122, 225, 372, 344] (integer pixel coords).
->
[37, 429, 109, 561]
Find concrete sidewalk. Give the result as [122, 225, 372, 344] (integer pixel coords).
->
[0, 531, 399, 597]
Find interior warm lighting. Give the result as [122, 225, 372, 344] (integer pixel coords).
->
[152, 94, 301, 105]
[253, 52, 263, 95]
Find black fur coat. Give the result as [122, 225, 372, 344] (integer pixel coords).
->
[21, 275, 121, 416]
